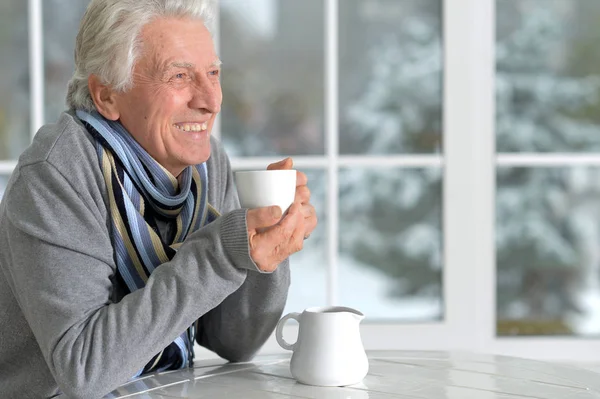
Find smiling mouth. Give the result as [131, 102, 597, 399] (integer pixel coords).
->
[173, 122, 208, 132]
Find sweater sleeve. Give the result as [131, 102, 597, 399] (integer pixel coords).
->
[2, 161, 250, 398]
[195, 140, 291, 362]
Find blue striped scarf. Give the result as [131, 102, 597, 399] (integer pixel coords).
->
[76, 110, 219, 375]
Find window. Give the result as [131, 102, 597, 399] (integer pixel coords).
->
[6, 0, 600, 363]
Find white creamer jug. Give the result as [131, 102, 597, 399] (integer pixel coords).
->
[275, 306, 369, 386]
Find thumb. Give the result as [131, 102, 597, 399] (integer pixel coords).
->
[267, 157, 293, 170]
[246, 206, 283, 230]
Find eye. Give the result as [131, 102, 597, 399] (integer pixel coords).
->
[208, 69, 220, 77]
[169, 72, 190, 82]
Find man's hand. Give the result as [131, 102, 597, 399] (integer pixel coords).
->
[246, 203, 305, 272]
[267, 158, 318, 240]
[245, 158, 318, 272]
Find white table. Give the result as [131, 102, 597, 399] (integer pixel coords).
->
[106, 350, 600, 398]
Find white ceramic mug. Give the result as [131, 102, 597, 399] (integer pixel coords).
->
[234, 169, 296, 213]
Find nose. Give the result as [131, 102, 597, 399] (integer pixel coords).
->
[189, 75, 221, 114]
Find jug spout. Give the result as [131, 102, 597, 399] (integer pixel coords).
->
[335, 306, 364, 322]
[352, 312, 365, 322]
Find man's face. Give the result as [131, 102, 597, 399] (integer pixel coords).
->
[113, 17, 222, 177]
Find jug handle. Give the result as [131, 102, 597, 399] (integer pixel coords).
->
[275, 312, 300, 351]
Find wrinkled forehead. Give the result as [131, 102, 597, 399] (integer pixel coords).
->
[137, 16, 218, 70]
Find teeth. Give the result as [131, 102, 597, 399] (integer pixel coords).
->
[174, 123, 208, 132]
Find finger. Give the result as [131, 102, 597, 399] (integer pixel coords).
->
[287, 210, 306, 253]
[257, 202, 301, 244]
[246, 206, 283, 231]
[299, 203, 317, 238]
[272, 204, 305, 255]
[300, 203, 315, 219]
[304, 210, 318, 237]
[296, 170, 308, 186]
[296, 185, 311, 204]
[250, 203, 301, 266]
[267, 157, 293, 171]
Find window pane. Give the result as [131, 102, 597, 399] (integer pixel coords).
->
[339, 0, 442, 155]
[497, 0, 600, 152]
[339, 167, 443, 321]
[0, 1, 29, 159]
[283, 170, 327, 313]
[43, 0, 89, 123]
[497, 167, 600, 336]
[219, 0, 325, 156]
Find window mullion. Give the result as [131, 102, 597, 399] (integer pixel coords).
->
[28, 0, 44, 139]
[497, 153, 600, 166]
[325, 0, 339, 306]
[443, 0, 496, 350]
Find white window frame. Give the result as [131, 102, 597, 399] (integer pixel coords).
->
[8, 0, 600, 364]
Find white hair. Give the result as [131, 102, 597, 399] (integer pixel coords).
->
[66, 0, 216, 111]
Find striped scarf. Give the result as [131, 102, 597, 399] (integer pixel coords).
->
[76, 110, 220, 375]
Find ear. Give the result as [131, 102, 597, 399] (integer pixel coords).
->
[88, 74, 120, 121]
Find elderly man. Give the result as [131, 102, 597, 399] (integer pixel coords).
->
[0, 0, 317, 397]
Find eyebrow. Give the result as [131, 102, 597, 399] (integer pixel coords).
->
[170, 62, 194, 69]
[167, 59, 222, 70]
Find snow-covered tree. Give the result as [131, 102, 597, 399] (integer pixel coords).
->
[496, 7, 600, 152]
[341, 18, 442, 155]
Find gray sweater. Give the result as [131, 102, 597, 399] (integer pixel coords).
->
[0, 112, 290, 399]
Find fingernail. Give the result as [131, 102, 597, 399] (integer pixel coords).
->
[271, 206, 282, 218]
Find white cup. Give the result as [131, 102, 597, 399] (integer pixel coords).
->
[234, 169, 297, 213]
